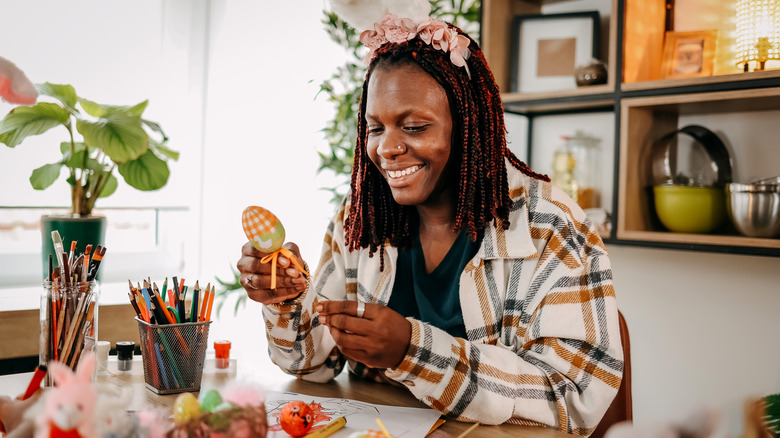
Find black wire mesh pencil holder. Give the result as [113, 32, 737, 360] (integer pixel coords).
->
[135, 317, 211, 394]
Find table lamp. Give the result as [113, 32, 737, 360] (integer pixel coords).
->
[736, 0, 780, 71]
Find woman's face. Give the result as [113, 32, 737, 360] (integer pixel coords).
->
[365, 62, 454, 207]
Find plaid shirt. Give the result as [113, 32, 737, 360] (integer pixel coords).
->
[262, 161, 622, 435]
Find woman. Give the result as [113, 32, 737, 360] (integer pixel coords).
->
[237, 2, 622, 435]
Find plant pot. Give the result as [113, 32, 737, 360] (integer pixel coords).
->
[41, 215, 106, 280]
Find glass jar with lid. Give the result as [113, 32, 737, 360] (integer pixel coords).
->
[552, 131, 602, 210]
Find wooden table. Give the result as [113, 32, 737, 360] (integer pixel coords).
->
[1, 358, 570, 438]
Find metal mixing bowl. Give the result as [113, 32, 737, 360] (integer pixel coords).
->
[726, 182, 780, 238]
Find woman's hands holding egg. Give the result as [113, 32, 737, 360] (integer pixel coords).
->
[237, 242, 307, 305]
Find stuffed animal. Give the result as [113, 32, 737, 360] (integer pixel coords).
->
[35, 353, 98, 438]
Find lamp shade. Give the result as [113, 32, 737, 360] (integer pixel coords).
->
[736, 0, 780, 70]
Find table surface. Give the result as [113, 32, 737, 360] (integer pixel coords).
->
[0, 358, 571, 438]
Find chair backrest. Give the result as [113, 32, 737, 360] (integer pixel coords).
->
[591, 309, 632, 438]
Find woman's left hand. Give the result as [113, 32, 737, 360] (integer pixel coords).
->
[316, 300, 411, 369]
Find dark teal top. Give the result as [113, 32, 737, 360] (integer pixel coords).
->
[388, 226, 482, 339]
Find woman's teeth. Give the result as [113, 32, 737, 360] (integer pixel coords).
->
[388, 165, 421, 179]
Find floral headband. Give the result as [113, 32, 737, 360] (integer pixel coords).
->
[330, 0, 471, 75]
[359, 14, 471, 70]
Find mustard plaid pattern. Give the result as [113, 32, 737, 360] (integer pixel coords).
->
[262, 160, 622, 436]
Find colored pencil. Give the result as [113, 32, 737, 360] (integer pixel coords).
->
[191, 281, 200, 323]
[205, 284, 215, 322]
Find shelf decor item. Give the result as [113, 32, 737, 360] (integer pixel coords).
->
[575, 59, 609, 86]
[510, 11, 600, 94]
[648, 125, 732, 234]
[726, 179, 780, 238]
[660, 30, 717, 79]
[736, 0, 780, 71]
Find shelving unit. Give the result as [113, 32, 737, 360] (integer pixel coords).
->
[481, 0, 780, 257]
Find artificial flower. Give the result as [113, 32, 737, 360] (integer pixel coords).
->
[0, 56, 38, 105]
[359, 13, 471, 73]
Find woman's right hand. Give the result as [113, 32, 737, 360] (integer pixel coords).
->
[236, 242, 308, 305]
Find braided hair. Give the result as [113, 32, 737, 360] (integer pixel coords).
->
[345, 26, 549, 268]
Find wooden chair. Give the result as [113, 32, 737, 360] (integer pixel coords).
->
[592, 310, 633, 438]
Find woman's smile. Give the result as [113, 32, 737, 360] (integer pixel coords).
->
[385, 164, 424, 182]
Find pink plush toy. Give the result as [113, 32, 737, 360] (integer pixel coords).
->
[35, 354, 97, 438]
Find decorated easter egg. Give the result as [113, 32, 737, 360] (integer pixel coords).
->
[279, 400, 314, 437]
[173, 392, 201, 423]
[200, 388, 223, 412]
[242, 206, 286, 253]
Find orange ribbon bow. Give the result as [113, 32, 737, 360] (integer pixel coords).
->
[260, 247, 309, 290]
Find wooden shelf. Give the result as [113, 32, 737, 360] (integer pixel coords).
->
[482, 0, 780, 256]
[617, 230, 780, 250]
[482, 0, 618, 105]
[621, 69, 780, 93]
[618, 88, 780, 251]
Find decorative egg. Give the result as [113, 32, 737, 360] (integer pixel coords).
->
[279, 400, 314, 437]
[173, 392, 201, 423]
[242, 206, 286, 253]
[199, 388, 223, 412]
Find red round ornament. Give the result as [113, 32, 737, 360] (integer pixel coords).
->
[279, 400, 314, 437]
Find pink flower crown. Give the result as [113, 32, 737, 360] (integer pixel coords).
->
[359, 13, 471, 73]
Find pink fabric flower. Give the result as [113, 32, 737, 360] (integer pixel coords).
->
[359, 13, 471, 75]
[417, 18, 448, 46]
[0, 56, 38, 105]
[449, 34, 471, 67]
[379, 14, 417, 43]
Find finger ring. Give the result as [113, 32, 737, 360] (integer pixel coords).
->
[356, 301, 365, 318]
[244, 274, 257, 290]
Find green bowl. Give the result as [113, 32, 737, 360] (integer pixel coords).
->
[653, 185, 726, 233]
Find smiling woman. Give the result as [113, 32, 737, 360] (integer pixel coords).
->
[235, 0, 624, 434]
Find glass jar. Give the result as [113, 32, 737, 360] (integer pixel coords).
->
[40, 280, 99, 384]
[552, 132, 603, 210]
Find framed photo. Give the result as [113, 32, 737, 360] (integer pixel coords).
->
[661, 30, 717, 79]
[510, 11, 600, 94]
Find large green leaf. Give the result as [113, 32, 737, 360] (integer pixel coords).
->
[60, 141, 89, 154]
[97, 172, 118, 198]
[63, 150, 102, 171]
[30, 163, 62, 190]
[79, 98, 148, 118]
[151, 140, 179, 161]
[0, 102, 70, 147]
[142, 119, 168, 142]
[77, 113, 148, 162]
[117, 149, 169, 191]
[36, 83, 78, 111]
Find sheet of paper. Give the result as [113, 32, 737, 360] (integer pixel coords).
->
[265, 390, 442, 437]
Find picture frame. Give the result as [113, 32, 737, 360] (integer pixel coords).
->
[510, 11, 600, 94]
[660, 30, 717, 79]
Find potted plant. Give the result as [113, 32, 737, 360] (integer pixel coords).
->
[0, 57, 179, 276]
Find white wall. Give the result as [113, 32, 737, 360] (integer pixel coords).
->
[198, 0, 342, 279]
[608, 245, 780, 430]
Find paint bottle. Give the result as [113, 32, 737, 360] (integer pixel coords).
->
[214, 340, 231, 369]
[116, 341, 135, 371]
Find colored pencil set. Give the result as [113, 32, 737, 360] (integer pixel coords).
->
[40, 231, 106, 374]
[127, 278, 215, 325]
[129, 277, 213, 394]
